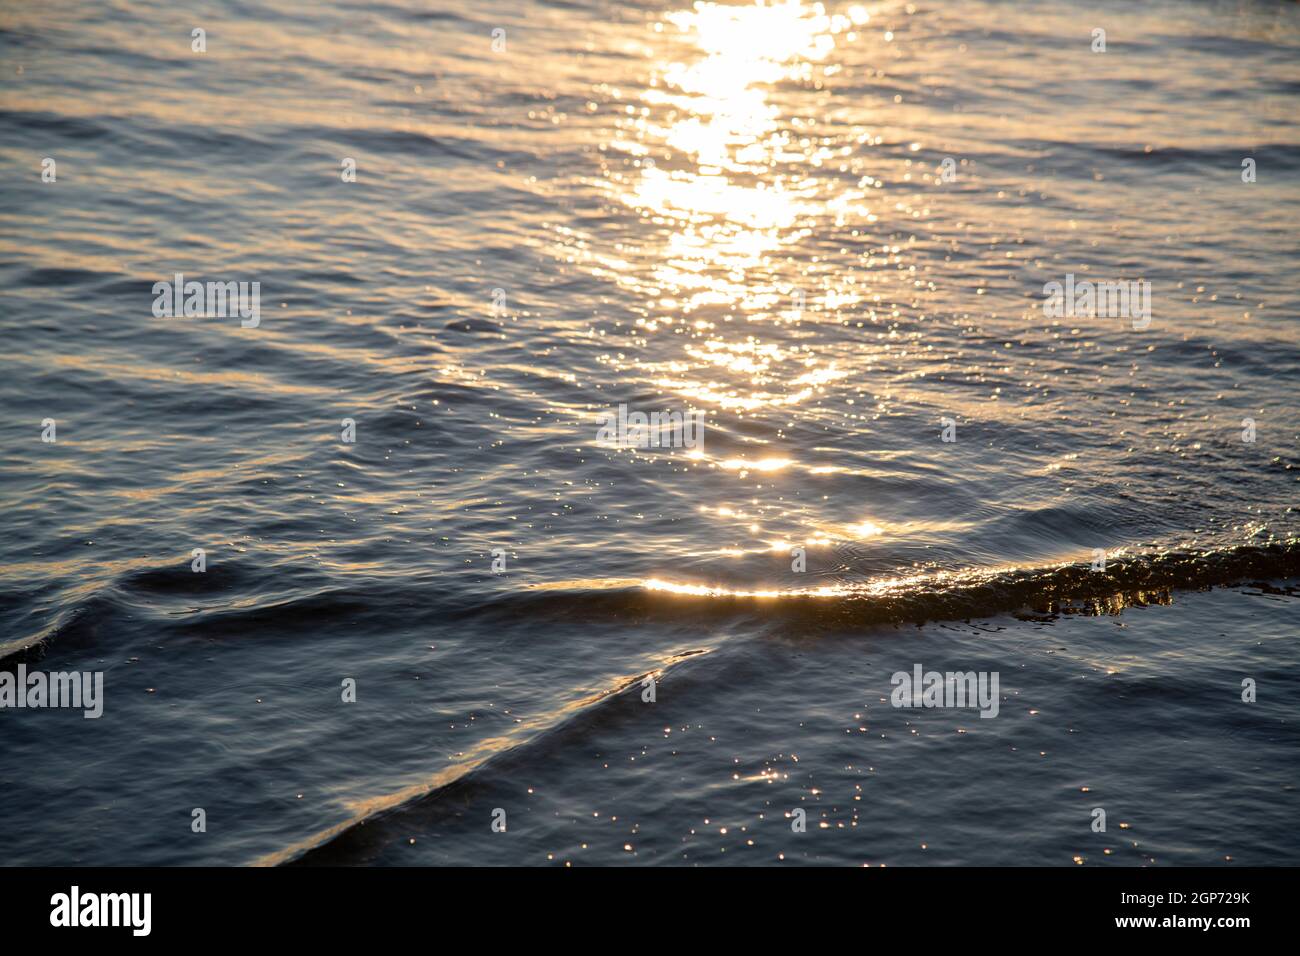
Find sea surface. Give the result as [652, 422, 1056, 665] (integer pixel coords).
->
[1, 0, 1298, 866]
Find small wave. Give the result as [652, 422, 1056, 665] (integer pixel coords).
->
[446, 540, 1300, 631]
[265, 648, 708, 866]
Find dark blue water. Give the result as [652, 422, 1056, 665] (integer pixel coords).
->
[1, 0, 1297, 866]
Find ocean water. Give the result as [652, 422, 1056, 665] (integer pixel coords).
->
[0, 0, 1297, 866]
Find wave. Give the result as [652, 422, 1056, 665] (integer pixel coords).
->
[265, 649, 708, 867]
[249, 541, 1298, 865]
[3, 540, 1295, 667]
[443, 540, 1300, 630]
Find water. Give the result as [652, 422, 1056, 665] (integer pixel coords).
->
[0, 0, 1297, 866]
